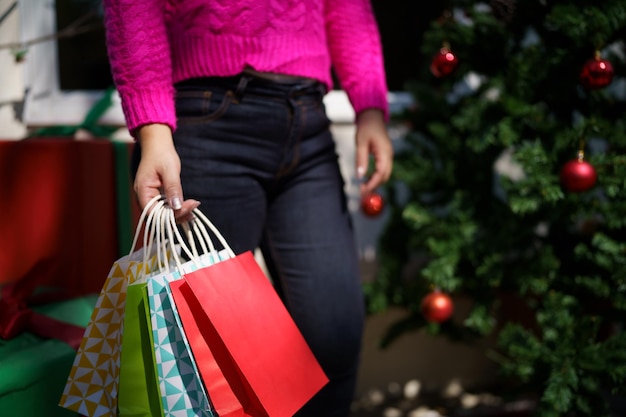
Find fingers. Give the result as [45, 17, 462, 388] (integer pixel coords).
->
[355, 138, 370, 183]
[135, 124, 176, 208]
[355, 111, 394, 196]
[159, 164, 185, 210]
[359, 149, 393, 195]
[175, 200, 201, 223]
[134, 123, 200, 222]
[135, 166, 200, 221]
[159, 169, 202, 222]
[134, 165, 166, 213]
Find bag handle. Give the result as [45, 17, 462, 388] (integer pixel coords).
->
[154, 200, 169, 272]
[156, 204, 236, 274]
[146, 202, 203, 273]
[163, 208, 218, 271]
[190, 208, 236, 259]
[162, 208, 186, 272]
[127, 195, 176, 280]
[128, 194, 164, 257]
[134, 196, 237, 275]
[144, 200, 164, 259]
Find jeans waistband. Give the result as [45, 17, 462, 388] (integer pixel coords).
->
[175, 70, 327, 100]
[241, 67, 319, 85]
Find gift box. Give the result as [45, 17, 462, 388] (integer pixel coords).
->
[0, 294, 98, 417]
[0, 138, 140, 294]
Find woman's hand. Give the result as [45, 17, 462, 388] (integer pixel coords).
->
[354, 109, 393, 195]
[135, 124, 200, 221]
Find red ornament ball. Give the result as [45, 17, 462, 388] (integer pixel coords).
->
[580, 56, 614, 90]
[430, 48, 459, 78]
[361, 192, 385, 217]
[560, 159, 597, 193]
[421, 290, 454, 323]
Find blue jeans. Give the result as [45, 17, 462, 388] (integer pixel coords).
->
[135, 73, 365, 416]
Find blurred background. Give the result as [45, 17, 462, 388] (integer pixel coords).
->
[1, 1, 626, 416]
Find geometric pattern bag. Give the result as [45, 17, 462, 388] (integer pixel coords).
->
[59, 197, 169, 417]
[148, 269, 215, 417]
[147, 205, 224, 417]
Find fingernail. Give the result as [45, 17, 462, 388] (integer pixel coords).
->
[357, 166, 366, 179]
[170, 197, 182, 210]
[190, 200, 201, 211]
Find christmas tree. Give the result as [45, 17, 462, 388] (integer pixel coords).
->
[367, 1, 626, 416]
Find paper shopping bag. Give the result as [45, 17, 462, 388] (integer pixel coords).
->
[146, 207, 228, 417]
[169, 279, 245, 417]
[118, 283, 164, 417]
[59, 248, 160, 417]
[173, 251, 329, 417]
[147, 268, 215, 417]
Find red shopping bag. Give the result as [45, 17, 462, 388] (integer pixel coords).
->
[169, 279, 245, 417]
[170, 251, 328, 417]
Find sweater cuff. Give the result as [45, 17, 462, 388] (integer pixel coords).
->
[119, 88, 177, 136]
[348, 86, 390, 122]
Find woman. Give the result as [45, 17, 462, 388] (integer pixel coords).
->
[103, 1, 392, 415]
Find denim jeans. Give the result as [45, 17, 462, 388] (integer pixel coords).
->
[135, 73, 365, 416]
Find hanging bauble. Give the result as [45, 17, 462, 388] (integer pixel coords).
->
[421, 290, 454, 323]
[430, 43, 459, 78]
[560, 151, 597, 193]
[580, 52, 614, 90]
[361, 192, 385, 217]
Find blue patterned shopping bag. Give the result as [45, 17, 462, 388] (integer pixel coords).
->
[147, 249, 229, 417]
[148, 267, 212, 417]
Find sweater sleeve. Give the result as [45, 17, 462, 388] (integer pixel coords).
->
[324, 0, 389, 121]
[103, 0, 176, 134]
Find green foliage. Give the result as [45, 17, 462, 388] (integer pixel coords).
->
[371, 1, 626, 415]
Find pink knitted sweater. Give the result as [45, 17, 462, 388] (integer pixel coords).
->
[103, 0, 389, 133]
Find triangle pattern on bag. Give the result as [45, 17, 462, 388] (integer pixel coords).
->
[60, 258, 147, 416]
[147, 271, 215, 417]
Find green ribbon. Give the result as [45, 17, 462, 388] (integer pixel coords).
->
[29, 87, 119, 139]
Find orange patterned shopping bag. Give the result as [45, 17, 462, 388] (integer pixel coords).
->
[59, 196, 170, 417]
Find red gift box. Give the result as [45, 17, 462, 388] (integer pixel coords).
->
[0, 138, 139, 294]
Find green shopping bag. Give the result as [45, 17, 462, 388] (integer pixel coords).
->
[118, 283, 164, 417]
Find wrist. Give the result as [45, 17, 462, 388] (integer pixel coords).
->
[136, 123, 174, 148]
[356, 108, 385, 125]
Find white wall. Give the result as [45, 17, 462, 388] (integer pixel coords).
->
[0, 0, 27, 139]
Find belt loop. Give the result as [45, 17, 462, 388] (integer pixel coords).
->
[234, 75, 252, 101]
[317, 82, 326, 98]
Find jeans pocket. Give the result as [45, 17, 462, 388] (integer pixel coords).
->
[303, 96, 331, 129]
[176, 89, 234, 125]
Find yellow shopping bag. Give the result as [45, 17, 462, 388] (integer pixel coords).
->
[59, 197, 171, 417]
